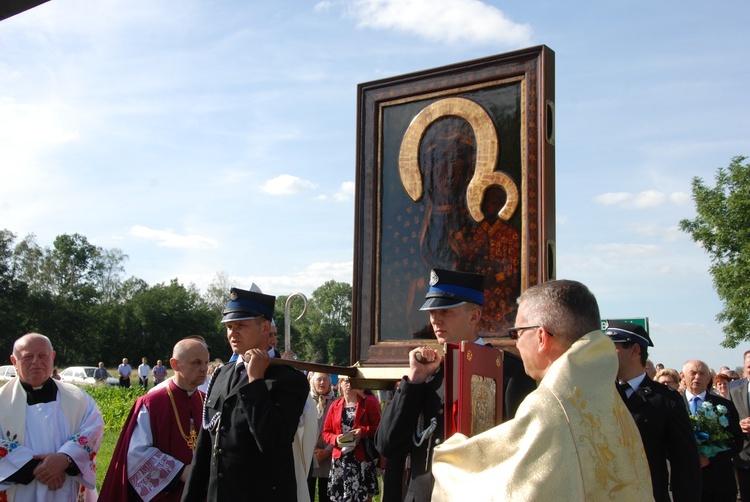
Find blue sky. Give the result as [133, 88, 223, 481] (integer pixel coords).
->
[1, 0, 749, 372]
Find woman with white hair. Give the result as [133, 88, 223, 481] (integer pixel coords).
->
[307, 372, 336, 502]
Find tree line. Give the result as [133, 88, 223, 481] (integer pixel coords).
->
[0, 229, 352, 367]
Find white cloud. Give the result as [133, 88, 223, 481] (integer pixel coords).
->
[632, 190, 666, 208]
[657, 264, 692, 276]
[590, 242, 662, 260]
[334, 181, 355, 201]
[0, 97, 80, 181]
[595, 190, 688, 209]
[626, 223, 684, 243]
[670, 192, 690, 205]
[595, 192, 631, 205]
[129, 225, 219, 249]
[342, 0, 532, 46]
[314, 1, 336, 12]
[234, 261, 354, 297]
[261, 174, 319, 195]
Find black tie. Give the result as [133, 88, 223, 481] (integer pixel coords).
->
[617, 382, 631, 401]
[231, 363, 246, 388]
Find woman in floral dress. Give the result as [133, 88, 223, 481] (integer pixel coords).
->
[322, 375, 381, 502]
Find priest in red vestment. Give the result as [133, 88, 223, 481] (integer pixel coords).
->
[100, 337, 210, 501]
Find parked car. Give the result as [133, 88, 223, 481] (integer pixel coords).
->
[0, 365, 16, 382]
[59, 366, 119, 386]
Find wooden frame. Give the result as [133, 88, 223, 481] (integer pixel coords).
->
[352, 46, 555, 367]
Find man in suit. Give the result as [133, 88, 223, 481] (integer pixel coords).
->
[375, 268, 536, 502]
[729, 350, 750, 501]
[683, 359, 743, 502]
[182, 287, 309, 502]
[606, 320, 701, 502]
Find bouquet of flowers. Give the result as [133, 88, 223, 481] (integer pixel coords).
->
[690, 400, 733, 458]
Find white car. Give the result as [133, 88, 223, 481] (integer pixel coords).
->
[0, 365, 16, 382]
[59, 366, 119, 386]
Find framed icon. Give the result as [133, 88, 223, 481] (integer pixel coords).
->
[352, 46, 555, 366]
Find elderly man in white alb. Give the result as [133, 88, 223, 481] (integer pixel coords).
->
[0, 333, 103, 501]
[431, 280, 654, 501]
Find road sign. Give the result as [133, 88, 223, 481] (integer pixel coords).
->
[601, 318, 650, 333]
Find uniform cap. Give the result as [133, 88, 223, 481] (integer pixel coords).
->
[420, 268, 484, 311]
[603, 320, 653, 347]
[221, 287, 276, 323]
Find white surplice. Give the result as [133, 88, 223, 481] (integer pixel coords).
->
[0, 379, 103, 502]
[126, 403, 184, 501]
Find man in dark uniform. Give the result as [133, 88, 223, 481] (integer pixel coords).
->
[182, 288, 309, 502]
[606, 320, 701, 502]
[375, 268, 536, 502]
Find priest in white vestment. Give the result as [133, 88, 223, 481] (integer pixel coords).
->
[0, 333, 103, 502]
[432, 280, 654, 501]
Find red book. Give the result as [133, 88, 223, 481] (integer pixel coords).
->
[443, 341, 505, 438]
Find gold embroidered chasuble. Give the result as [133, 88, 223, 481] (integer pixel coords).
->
[432, 331, 654, 501]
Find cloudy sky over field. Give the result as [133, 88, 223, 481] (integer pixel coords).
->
[2, 0, 749, 371]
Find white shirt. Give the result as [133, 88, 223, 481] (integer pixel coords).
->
[619, 372, 647, 399]
[138, 364, 151, 379]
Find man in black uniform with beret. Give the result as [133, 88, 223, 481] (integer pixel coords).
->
[606, 320, 701, 502]
[182, 288, 309, 502]
[375, 268, 536, 502]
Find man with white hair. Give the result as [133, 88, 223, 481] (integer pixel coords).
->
[0, 333, 103, 501]
[683, 359, 742, 502]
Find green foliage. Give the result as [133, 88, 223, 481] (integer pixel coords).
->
[0, 228, 350, 368]
[679, 156, 750, 347]
[85, 385, 143, 490]
[281, 280, 352, 365]
[87, 385, 143, 432]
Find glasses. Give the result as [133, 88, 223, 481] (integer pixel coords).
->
[508, 325, 555, 340]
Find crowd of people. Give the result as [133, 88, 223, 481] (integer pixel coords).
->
[3, 272, 750, 501]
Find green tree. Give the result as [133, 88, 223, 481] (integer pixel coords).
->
[13, 233, 128, 303]
[289, 280, 352, 365]
[679, 155, 750, 347]
[12, 233, 44, 291]
[120, 279, 223, 362]
[204, 271, 234, 314]
[0, 230, 30, 362]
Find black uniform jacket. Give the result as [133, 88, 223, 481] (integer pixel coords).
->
[182, 362, 309, 502]
[375, 351, 535, 502]
[622, 376, 701, 502]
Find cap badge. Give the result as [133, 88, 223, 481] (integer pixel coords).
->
[429, 270, 439, 286]
[229, 290, 238, 301]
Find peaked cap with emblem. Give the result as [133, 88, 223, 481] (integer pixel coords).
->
[420, 268, 485, 311]
[603, 319, 653, 347]
[221, 287, 276, 323]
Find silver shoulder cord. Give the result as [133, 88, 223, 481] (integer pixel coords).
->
[202, 364, 223, 431]
[413, 411, 437, 447]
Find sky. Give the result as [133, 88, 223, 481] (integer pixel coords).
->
[1, 0, 749, 372]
